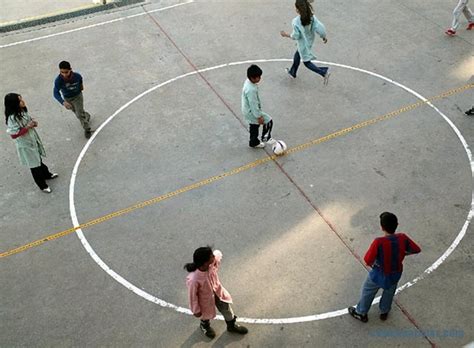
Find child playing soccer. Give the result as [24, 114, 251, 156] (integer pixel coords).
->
[445, 0, 474, 36]
[241, 64, 275, 148]
[280, 0, 330, 84]
[185, 247, 248, 339]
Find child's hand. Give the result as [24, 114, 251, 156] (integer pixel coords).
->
[258, 116, 264, 125]
[280, 30, 288, 38]
[194, 312, 202, 317]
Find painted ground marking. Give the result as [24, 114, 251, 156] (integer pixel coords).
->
[69, 60, 474, 324]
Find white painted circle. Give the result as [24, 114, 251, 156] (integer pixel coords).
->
[69, 59, 473, 324]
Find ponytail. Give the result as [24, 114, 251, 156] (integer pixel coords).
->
[184, 262, 198, 272]
[183, 246, 213, 273]
[295, 0, 314, 26]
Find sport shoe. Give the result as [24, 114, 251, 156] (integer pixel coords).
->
[285, 68, 296, 79]
[85, 129, 94, 139]
[226, 317, 248, 335]
[42, 187, 52, 193]
[445, 28, 456, 36]
[348, 307, 368, 323]
[323, 70, 331, 86]
[263, 137, 277, 145]
[200, 322, 216, 339]
[48, 173, 59, 179]
[252, 142, 265, 148]
[467, 22, 474, 30]
[466, 107, 474, 116]
[380, 312, 389, 321]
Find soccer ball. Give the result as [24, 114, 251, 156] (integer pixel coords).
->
[272, 140, 287, 156]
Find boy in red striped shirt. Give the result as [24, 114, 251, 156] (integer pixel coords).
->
[349, 212, 421, 322]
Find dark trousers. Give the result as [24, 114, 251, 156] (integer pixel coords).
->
[249, 120, 273, 147]
[30, 161, 52, 189]
[288, 50, 328, 78]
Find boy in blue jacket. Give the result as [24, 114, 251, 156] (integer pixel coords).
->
[53, 61, 93, 138]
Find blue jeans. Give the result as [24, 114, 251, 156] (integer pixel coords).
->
[288, 50, 328, 78]
[355, 275, 397, 315]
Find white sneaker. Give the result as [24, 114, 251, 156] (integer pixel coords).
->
[264, 138, 277, 145]
[323, 70, 331, 86]
[42, 187, 52, 193]
[49, 173, 59, 179]
[253, 142, 265, 148]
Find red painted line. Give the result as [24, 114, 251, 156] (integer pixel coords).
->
[142, 6, 436, 345]
[141, 5, 247, 129]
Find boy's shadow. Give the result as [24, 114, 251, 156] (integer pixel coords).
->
[180, 327, 246, 348]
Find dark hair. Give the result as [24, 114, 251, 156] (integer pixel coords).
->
[247, 64, 263, 79]
[4, 93, 27, 125]
[295, 0, 314, 26]
[59, 61, 71, 70]
[380, 212, 398, 234]
[184, 246, 213, 272]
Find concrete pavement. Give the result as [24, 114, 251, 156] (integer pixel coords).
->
[1, 0, 473, 346]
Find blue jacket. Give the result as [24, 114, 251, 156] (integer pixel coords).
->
[53, 72, 83, 104]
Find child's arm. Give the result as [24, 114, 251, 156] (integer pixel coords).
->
[245, 89, 263, 123]
[213, 250, 223, 268]
[312, 16, 327, 43]
[280, 25, 300, 40]
[404, 235, 421, 255]
[187, 279, 201, 317]
[363, 240, 379, 267]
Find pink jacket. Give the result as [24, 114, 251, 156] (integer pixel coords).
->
[186, 250, 232, 320]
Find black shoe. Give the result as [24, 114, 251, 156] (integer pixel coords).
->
[380, 312, 389, 321]
[465, 107, 474, 116]
[200, 322, 216, 339]
[85, 129, 94, 139]
[226, 316, 248, 334]
[348, 307, 368, 323]
[285, 68, 296, 79]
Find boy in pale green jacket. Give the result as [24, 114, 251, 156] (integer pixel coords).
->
[241, 65, 275, 148]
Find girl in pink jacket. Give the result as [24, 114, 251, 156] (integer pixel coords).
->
[184, 247, 248, 339]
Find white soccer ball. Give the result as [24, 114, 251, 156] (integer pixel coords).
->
[272, 140, 287, 156]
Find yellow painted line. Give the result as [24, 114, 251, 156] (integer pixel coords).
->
[1, 83, 472, 259]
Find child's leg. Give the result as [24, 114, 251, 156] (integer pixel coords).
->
[261, 119, 273, 142]
[249, 123, 261, 147]
[288, 51, 301, 77]
[215, 297, 248, 334]
[214, 298, 235, 322]
[30, 165, 48, 190]
[462, 3, 473, 22]
[303, 60, 328, 78]
[379, 282, 398, 315]
[199, 319, 216, 339]
[452, 0, 468, 30]
[355, 275, 380, 315]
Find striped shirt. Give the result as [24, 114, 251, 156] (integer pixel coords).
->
[364, 233, 421, 289]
